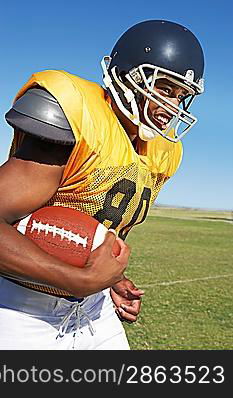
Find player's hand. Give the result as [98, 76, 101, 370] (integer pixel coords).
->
[84, 230, 131, 294]
[110, 277, 144, 323]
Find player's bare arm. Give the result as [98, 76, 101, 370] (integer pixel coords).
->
[0, 135, 129, 297]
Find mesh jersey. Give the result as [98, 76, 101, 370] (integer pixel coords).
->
[8, 70, 183, 295]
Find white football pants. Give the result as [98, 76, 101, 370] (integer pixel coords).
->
[0, 277, 130, 350]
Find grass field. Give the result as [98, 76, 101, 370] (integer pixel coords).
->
[123, 207, 233, 350]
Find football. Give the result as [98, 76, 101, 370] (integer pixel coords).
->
[13, 206, 120, 268]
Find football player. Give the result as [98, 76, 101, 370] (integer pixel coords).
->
[0, 20, 204, 349]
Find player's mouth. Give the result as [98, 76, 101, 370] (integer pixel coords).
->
[152, 112, 171, 130]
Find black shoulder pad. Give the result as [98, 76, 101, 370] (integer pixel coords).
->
[5, 88, 75, 145]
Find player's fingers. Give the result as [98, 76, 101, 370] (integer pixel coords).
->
[120, 302, 141, 316]
[128, 287, 145, 296]
[100, 229, 117, 252]
[115, 241, 131, 263]
[117, 307, 137, 322]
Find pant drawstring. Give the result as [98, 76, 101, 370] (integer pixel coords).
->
[77, 306, 96, 335]
[56, 303, 96, 339]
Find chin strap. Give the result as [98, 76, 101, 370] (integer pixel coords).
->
[138, 124, 158, 141]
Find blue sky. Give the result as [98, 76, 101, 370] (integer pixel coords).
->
[0, 0, 232, 210]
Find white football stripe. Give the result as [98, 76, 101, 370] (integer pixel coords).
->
[91, 223, 108, 251]
[17, 214, 32, 235]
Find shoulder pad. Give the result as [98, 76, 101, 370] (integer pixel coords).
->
[5, 88, 75, 145]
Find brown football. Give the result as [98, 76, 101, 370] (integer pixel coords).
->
[13, 206, 119, 268]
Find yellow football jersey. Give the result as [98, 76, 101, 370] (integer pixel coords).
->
[10, 70, 183, 241]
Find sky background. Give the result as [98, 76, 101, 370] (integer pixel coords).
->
[0, 0, 232, 210]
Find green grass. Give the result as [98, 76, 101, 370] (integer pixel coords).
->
[123, 210, 233, 350]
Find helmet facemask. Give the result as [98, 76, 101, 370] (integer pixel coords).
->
[101, 56, 204, 143]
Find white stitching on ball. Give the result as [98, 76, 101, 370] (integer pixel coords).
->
[30, 220, 88, 247]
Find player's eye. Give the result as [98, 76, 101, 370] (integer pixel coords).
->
[156, 86, 171, 96]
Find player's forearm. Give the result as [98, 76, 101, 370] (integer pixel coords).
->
[0, 219, 89, 296]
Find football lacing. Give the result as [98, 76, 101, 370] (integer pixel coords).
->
[30, 220, 88, 247]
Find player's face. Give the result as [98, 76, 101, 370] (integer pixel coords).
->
[142, 78, 189, 131]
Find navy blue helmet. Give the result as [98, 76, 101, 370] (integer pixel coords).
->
[101, 20, 205, 142]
